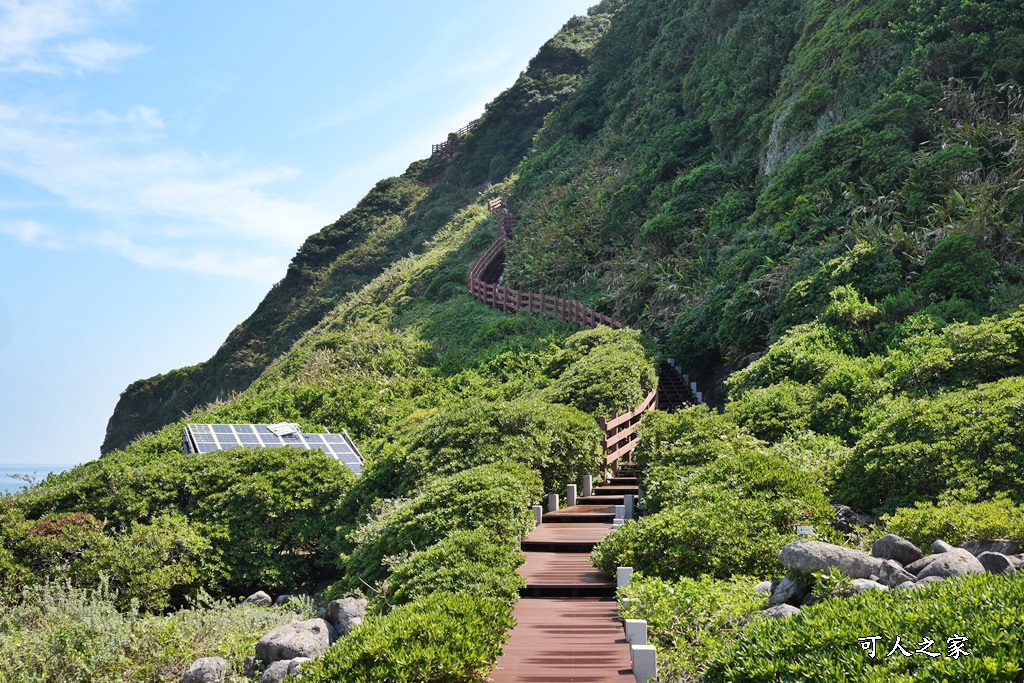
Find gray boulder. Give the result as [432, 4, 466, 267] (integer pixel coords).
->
[962, 539, 1021, 557]
[256, 618, 336, 664]
[851, 579, 888, 594]
[181, 657, 231, 683]
[831, 505, 882, 533]
[760, 604, 801, 618]
[878, 559, 917, 588]
[896, 580, 917, 590]
[916, 549, 985, 580]
[768, 576, 810, 607]
[753, 581, 773, 595]
[978, 551, 1016, 574]
[872, 534, 923, 566]
[932, 540, 954, 554]
[905, 554, 942, 575]
[778, 540, 883, 579]
[326, 597, 368, 636]
[242, 591, 273, 607]
[259, 660, 293, 683]
[275, 594, 292, 606]
[288, 658, 311, 674]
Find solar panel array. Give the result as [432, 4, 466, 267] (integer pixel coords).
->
[183, 424, 363, 474]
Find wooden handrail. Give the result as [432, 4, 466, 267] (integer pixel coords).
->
[467, 198, 655, 472]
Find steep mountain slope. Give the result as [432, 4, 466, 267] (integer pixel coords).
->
[101, 4, 620, 453]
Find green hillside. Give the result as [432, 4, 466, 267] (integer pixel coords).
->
[6, 0, 1024, 681]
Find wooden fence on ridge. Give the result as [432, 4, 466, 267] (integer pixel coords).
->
[432, 122, 476, 155]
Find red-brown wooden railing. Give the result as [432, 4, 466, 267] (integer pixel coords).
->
[432, 122, 476, 155]
[468, 198, 659, 471]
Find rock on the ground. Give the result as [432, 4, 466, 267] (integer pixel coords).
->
[326, 597, 368, 636]
[978, 551, 1016, 574]
[288, 658, 311, 674]
[878, 559, 917, 588]
[181, 657, 231, 683]
[243, 657, 259, 679]
[916, 549, 985, 580]
[256, 618, 336, 664]
[851, 579, 888, 594]
[259, 660, 293, 683]
[896, 580, 917, 590]
[932, 540, 954, 554]
[779, 540, 883, 579]
[872, 534, 924, 566]
[768, 576, 810, 607]
[242, 591, 273, 607]
[961, 539, 1021, 557]
[760, 604, 801, 618]
[905, 554, 942, 575]
[753, 581, 772, 595]
[831, 505, 882, 533]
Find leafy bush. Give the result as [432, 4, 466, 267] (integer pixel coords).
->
[381, 529, 525, 609]
[591, 494, 804, 581]
[704, 573, 1024, 681]
[295, 592, 514, 683]
[834, 376, 1024, 512]
[341, 464, 541, 589]
[0, 580, 310, 683]
[883, 496, 1024, 549]
[618, 575, 765, 682]
[633, 405, 763, 470]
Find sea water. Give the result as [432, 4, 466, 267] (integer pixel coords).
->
[0, 465, 68, 495]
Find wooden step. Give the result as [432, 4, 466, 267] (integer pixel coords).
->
[575, 495, 626, 506]
[518, 552, 615, 597]
[489, 598, 634, 682]
[521, 523, 614, 552]
[544, 505, 615, 524]
[592, 485, 638, 496]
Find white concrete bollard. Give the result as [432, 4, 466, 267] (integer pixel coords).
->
[624, 619, 648, 645]
[621, 597, 633, 609]
[631, 645, 657, 683]
[624, 495, 634, 519]
[582, 475, 593, 498]
[567, 484, 577, 508]
[617, 566, 633, 589]
[547, 493, 559, 513]
[533, 504, 543, 526]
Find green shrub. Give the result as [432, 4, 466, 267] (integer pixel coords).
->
[341, 464, 541, 589]
[545, 345, 657, 416]
[633, 405, 762, 470]
[618, 575, 765, 682]
[834, 376, 1024, 512]
[394, 397, 602, 496]
[883, 496, 1024, 549]
[704, 573, 1024, 681]
[724, 380, 815, 442]
[590, 494, 804, 581]
[381, 529, 525, 609]
[295, 592, 514, 683]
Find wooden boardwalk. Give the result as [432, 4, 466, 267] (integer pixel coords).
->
[490, 478, 639, 682]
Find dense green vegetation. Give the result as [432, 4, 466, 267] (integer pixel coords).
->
[7, 0, 1024, 679]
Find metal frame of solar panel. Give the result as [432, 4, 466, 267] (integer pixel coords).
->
[182, 424, 363, 474]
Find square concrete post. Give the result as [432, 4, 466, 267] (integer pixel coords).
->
[631, 645, 657, 683]
[532, 504, 543, 526]
[582, 475, 593, 498]
[547, 493, 559, 512]
[566, 484, 577, 508]
[617, 566, 633, 588]
[624, 619, 647, 645]
[624, 495, 634, 519]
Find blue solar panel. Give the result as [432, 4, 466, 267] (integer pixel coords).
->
[185, 424, 362, 473]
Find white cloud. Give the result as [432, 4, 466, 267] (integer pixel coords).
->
[56, 37, 146, 71]
[0, 218, 63, 248]
[0, 100, 335, 280]
[0, 0, 144, 74]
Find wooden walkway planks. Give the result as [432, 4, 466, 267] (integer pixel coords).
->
[490, 599, 634, 682]
[490, 476, 641, 682]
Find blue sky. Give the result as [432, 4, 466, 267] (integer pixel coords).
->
[0, 0, 596, 468]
